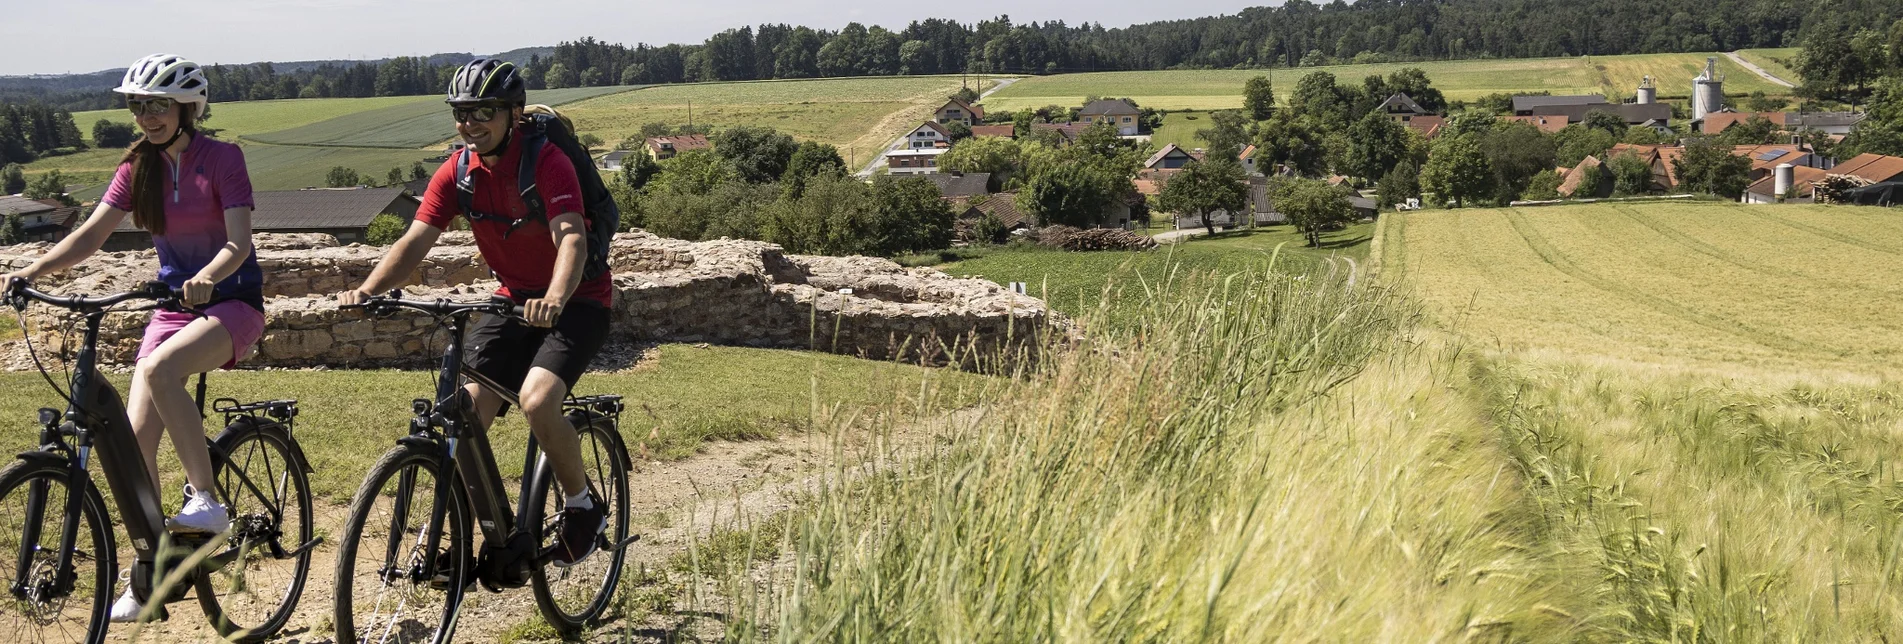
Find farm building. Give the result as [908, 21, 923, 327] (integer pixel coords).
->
[1744, 153, 1903, 204]
[1030, 122, 1094, 144]
[1505, 115, 1569, 133]
[104, 187, 418, 250]
[0, 196, 82, 243]
[1144, 144, 1201, 170]
[957, 193, 1030, 231]
[1078, 99, 1142, 135]
[935, 99, 984, 126]
[1694, 111, 1867, 136]
[644, 135, 710, 160]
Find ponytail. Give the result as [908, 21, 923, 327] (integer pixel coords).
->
[117, 103, 198, 236]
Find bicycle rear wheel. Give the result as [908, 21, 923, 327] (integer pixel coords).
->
[334, 445, 470, 644]
[0, 458, 115, 644]
[527, 419, 631, 637]
[196, 422, 314, 643]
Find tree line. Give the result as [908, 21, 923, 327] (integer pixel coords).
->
[8, 0, 1890, 112]
[1796, 19, 1903, 158]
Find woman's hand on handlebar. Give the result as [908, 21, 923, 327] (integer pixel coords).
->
[182, 275, 216, 306]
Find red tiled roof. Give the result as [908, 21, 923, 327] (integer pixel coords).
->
[1699, 112, 1787, 133]
[970, 124, 1015, 138]
[1401, 115, 1445, 139]
[1506, 114, 1568, 133]
[1557, 156, 1603, 197]
[1746, 164, 1830, 197]
[645, 134, 711, 154]
[943, 98, 985, 121]
[1834, 153, 1903, 183]
[1731, 144, 1809, 175]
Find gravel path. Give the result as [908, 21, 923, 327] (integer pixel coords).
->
[1725, 51, 1795, 88]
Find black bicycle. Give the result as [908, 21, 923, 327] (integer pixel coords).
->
[0, 279, 318, 643]
[332, 293, 633, 644]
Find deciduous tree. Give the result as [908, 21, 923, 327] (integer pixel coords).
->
[1420, 134, 1492, 208]
[1159, 157, 1249, 236]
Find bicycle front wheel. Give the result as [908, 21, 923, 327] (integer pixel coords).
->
[528, 418, 631, 637]
[333, 444, 470, 644]
[0, 458, 115, 644]
[197, 421, 315, 643]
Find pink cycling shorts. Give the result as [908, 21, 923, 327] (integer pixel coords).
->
[136, 300, 266, 369]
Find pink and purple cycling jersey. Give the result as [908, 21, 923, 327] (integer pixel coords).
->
[102, 135, 264, 310]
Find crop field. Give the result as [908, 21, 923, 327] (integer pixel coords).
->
[1382, 201, 1903, 374]
[70, 94, 436, 141]
[985, 53, 1788, 112]
[245, 85, 633, 148]
[561, 75, 992, 155]
[1147, 110, 1212, 150]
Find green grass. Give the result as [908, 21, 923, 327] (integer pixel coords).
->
[1736, 47, 1803, 86]
[0, 344, 991, 503]
[562, 75, 991, 156]
[940, 223, 1372, 322]
[246, 86, 635, 149]
[1147, 110, 1212, 151]
[72, 95, 439, 141]
[985, 53, 1794, 113]
[236, 142, 438, 190]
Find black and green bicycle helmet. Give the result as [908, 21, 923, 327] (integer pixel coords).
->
[446, 58, 526, 105]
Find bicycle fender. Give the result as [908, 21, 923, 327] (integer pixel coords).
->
[12, 449, 68, 467]
[397, 433, 444, 452]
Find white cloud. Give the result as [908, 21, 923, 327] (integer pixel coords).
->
[6, 0, 1272, 76]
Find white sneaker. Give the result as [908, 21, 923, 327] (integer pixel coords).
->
[166, 484, 229, 535]
[109, 569, 141, 623]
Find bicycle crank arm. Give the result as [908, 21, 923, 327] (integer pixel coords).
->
[610, 534, 641, 552]
[279, 536, 323, 559]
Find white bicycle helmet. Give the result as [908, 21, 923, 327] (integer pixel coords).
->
[114, 54, 209, 110]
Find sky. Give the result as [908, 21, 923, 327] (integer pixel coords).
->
[5, 0, 1272, 76]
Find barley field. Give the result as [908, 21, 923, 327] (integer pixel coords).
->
[244, 85, 633, 148]
[985, 52, 1789, 112]
[71, 94, 438, 141]
[1382, 201, 1903, 374]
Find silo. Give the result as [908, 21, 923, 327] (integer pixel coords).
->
[1637, 76, 1656, 104]
[1775, 163, 1794, 199]
[1692, 57, 1725, 121]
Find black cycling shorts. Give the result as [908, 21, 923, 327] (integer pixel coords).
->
[464, 298, 610, 400]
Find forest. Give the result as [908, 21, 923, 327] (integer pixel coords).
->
[4, 0, 1889, 111]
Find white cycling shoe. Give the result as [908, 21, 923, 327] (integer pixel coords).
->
[109, 569, 142, 623]
[166, 484, 229, 535]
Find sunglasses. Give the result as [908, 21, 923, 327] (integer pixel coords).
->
[451, 105, 505, 124]
[126, 97, 174, 117]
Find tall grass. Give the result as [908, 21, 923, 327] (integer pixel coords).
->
[706, 260, 1581, 639]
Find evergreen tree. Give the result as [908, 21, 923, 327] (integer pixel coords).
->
[1, 164, 24, 195]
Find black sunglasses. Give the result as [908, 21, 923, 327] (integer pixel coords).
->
[451, 105, 504, 124]
[127, 97, 174, 117]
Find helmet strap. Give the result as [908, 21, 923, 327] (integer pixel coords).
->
[481, 120, 514, 160]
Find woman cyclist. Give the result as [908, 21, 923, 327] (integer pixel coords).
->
[1, 53, 264, 622]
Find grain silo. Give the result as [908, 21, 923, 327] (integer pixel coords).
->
[1692, 57, 1724, 121]
[1636, 76, 1656, 104]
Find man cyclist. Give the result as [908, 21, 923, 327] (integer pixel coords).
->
[337, 58, 612, 567]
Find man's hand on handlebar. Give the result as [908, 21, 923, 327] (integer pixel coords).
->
[523, 296, 562, 328]
[337, 288, 373, 309]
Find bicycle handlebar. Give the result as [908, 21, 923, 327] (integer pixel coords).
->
[346, 290, 526, 319]
[4, 279, 174, 313]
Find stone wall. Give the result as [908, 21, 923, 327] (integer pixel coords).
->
[2, 232, 1065, 371]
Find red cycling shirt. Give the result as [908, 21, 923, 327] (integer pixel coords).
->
[415, 128, 614, 307]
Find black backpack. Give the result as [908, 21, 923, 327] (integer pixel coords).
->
[452, 106, 618, 281]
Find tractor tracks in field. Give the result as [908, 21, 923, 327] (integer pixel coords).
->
[1609, 205, 1903, 298]
[1502, 208, 1818, 355]
[1739, 208, 1903, 257]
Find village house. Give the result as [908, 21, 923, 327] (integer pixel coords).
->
[905, 121, 954, 149]
[1694, 111, 1867, 137]
[1505, 114, 1569, 134]
[104, 187, 418, 250]
[1143, 143, 1201, 171]
[935, 98, 984, 126]
[1078, 99, 1142, 136]
[886, 149, 946, 175]
[970, 124, 1016, 139]
[597, 149, 634, 172]
[924, 172, 992, 199]
[0, 195, 83, 243]
[1030, 122, 1093, 143]
[1511, 93, 1672, 131]
[957, 192, 1031, 232]
[644, 134, 711, 160]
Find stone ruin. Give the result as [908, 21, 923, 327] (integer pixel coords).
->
[0, 232, 1067, 372]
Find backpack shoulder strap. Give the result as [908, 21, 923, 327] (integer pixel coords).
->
[453, 147, 476, 217]
[517, 117, 549, 221]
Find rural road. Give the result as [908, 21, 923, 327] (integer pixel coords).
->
[1154, 227, 1219, 243]
[855, 77, 1020, 177]
[1725, 51, 1795, 88]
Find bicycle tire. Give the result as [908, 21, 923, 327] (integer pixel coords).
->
[333, 444, 471, 644]
[526, 418, 631, 637]
[195, 421, 314, 643]
[0, 457, 116, 644]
